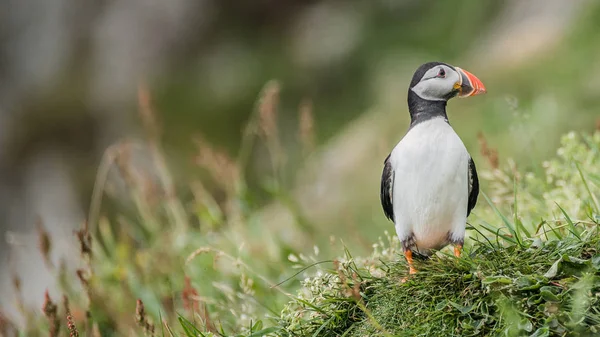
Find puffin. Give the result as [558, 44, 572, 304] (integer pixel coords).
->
[380, 61, 485, 276]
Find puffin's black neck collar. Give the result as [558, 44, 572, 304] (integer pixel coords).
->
[407, 90, 449, 128]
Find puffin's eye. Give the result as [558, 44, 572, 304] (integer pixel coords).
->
[438, 68, 446, 78]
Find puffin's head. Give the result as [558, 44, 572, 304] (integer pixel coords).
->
[409, 62, 486, 102]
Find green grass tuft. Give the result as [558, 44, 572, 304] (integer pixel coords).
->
[279, 230, 600, 337]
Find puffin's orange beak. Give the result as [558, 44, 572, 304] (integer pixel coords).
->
[455, 67, 486, 97]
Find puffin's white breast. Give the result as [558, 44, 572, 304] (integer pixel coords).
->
[390, 117, 469, 251]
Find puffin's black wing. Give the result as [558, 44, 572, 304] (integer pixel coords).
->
[467, 157, 479, 216]
[380, 154, 395, 221]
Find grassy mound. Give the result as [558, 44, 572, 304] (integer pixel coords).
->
[279, 231, 600, 337]
[275, 131, 600, 337]
[357, 236, 600, 336]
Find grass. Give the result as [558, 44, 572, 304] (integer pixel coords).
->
[278, 230, 600, 337]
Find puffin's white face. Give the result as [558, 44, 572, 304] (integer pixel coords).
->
[410, 64, 461, 101]
[410, 64, 486, 101]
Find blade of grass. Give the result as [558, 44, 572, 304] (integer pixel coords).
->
[575, 162, 600, 214]
[482, 192, 521, 246]
[163, 318, 177, 337]
[555, 203, 580, 239]
[513, 178, 532, 238]
[271, 260, 334, 289]
[587, 172, 600, 188]
[247, 326, 281, 337]
[477, 220, 517, 244]
[159, 310, 165, 337]
[178, 315, 207, 337]
[294, 297, 330, 316]
[467, 221, 499, 252]
[311, 315, 336, 337]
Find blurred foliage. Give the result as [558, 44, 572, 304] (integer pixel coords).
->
[6, 81, 599, 335]
[3, 1, 600, 336]
[8, 118, 599, 336]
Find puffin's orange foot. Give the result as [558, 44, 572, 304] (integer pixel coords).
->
[400, 250, 417, 283]
[454, 244, 462, 258]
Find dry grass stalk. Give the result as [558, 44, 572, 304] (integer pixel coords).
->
[12, 276, 20, 294]
[113, 141, 161, 206]
[115, 141, 136, 188]
[141, 173, 161, 207]
[333, 259, 345, 283]
[350, 272, 362, 302]
[182, 277, 216, 332]
[0, 311, 7, 333]
[258, 80, 285, 174]
[0, 310, 17, 337]
[185, 247, 212, 265]
[137, 82, 188, 230]
[36, 217, 53, 269]
[42, 290, 60, 337]
[138, 83, 161, 141]
[298, 98, 315, 155]
[161, 318, 175, 337]
[193, 136, 240, 196]
[135, 299, 155, 337]
[477, 132, 499, 169]
[75, 226, 92, 258]
[182, 276, 200, 314]
[0, 311, 6, 334]
[76, 269, 89, 288]
[190, 181, 223, 227]
[258, 80, 280, 141]
[199, 302, 216, 333]
[11, 275, 27, 315]
[91, 323, 102, 337]
[64, 296, 79, 337]
[333, 260, 362, 302]
[74, 222, 93, 336]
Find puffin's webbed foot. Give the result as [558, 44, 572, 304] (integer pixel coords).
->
[405, 250, 417, 274]
[453, 244, 462, 258]
[400, 249, 417, 283]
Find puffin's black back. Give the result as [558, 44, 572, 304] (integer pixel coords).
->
[409, 61, 452, 88]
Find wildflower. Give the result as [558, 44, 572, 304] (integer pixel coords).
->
[64, 296, 79, 337]
[288, 254, 299, 263]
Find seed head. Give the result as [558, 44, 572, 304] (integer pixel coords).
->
[477, 132, 499, 169]
[42, 290, 60, 337]
[64, 296, 79, 337]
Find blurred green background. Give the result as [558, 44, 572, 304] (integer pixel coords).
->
[1, 0, 599, 326]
